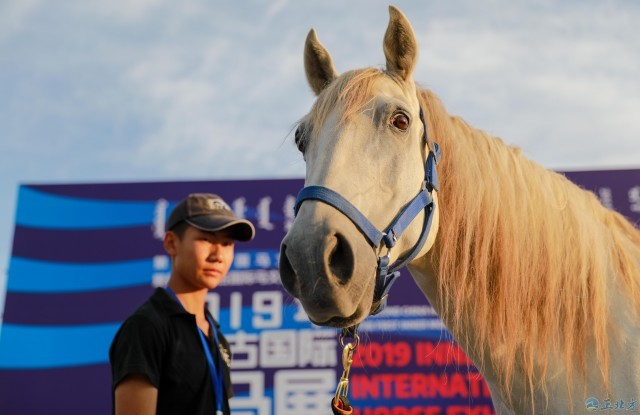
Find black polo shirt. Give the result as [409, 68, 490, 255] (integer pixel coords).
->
[110, 288, 233, 415]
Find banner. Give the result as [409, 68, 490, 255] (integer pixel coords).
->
[0, 169, 638, 414]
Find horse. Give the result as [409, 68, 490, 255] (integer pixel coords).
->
[278, 5, 640, 414]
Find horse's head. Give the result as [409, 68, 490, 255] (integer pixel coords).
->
[279, 6, 440, 328]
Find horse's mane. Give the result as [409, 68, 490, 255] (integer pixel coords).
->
[304, 67, 640, 403]
[419, 87, 640, 400]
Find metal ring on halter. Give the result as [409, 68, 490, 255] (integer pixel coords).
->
[380, 231, 397, 259]
[339, 327, 360, 349]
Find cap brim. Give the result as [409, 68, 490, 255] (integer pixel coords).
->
[185, 216, 255, 241]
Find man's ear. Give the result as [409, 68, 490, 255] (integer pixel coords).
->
[163, 231, 178, 256]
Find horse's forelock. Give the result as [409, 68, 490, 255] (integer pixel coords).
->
[307, 68, 384, 140]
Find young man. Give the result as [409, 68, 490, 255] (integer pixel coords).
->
[110, 193, 255, 415]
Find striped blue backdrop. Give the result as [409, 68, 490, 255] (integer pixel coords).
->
[0, 172, 638, 414]
[0, 178, 300, 414]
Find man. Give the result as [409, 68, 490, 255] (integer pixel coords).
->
[110, 193, 255, 415]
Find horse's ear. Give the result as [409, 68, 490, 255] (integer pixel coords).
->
[304, 28, 339, 96]
[383, 6, 418, 81]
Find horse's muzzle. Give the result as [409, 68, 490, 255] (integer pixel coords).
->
[278, 203, 377, 324]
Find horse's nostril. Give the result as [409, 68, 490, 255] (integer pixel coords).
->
[279, 243, 299, 296]
[328, 232, 355, 284]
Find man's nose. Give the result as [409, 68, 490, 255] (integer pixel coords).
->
[207, 243, 222, 261]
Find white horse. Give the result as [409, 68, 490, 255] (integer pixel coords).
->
[279, 6, 640, 414]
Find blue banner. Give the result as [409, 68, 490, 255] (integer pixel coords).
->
[1, 171, 638, 414]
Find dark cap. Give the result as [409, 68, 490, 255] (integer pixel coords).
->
[166, 193, 255, 241]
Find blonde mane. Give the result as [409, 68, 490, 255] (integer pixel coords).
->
[302, 67, 640, 404]
[419, 88, 640, 400]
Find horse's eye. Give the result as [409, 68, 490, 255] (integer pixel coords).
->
[295, 126, 306, 153]
[390, 113, 410, 131]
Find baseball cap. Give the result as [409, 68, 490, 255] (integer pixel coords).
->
[166, 193, 255, 241]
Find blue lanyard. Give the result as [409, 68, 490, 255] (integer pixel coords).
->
[165, 287, 224, 415]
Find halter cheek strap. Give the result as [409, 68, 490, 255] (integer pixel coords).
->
[293, 107, 441, 316]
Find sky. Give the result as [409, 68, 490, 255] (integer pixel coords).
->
[1, 0, 639, 314]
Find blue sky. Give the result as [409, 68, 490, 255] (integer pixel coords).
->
[1, 1, 639, 314]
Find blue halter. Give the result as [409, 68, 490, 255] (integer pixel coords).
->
[294, 107, 441, 316]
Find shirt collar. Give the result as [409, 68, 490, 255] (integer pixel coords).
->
[151, 287, 221, 329]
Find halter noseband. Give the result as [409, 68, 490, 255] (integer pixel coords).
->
[293, 107, 441, 316]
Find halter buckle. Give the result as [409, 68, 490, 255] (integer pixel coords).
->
[382, 231, 397, 249]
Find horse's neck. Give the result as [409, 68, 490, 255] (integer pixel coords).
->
[406, 257, 499, 376]
[415, 92, 640, 411]
[407, 256, 640, 413]
[406, 257, 509, 408]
